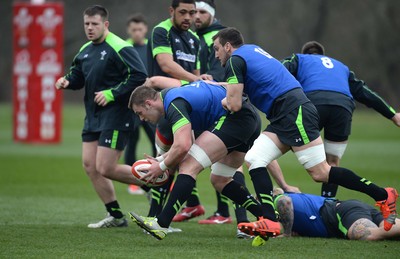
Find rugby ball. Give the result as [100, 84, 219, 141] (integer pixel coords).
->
[131, 159, 169, 187]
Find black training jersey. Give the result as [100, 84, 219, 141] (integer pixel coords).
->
[65, 32, 147, 132]
[282, 54, 396, 118]
[196, 20, 225, 81]
[147, 18, 200, 77]
[127, 38, 148, 72]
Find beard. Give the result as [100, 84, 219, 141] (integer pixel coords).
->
[173, 16, 190, 31]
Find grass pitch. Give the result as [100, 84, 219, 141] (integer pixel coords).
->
[0, 103, 399, 258]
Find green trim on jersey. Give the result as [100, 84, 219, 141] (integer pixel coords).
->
[203, 30, 219, 48]
[104, 32, 133, 96]
[295, 105, 310, 144]
[227, 58, 239, 84]
[65, 42, 91, 80]
[106, 32, 132, 53]
[363, 85, 396, 114]
[102, 89, 115, 103]
[153, 46, 173, 57]
[281, 53, 296, 65]
[180, 80, 189, 85]
[79, 41, 92, 52]
[126, 38, 148, 46]
[170, 102, 190, 133]
[172, 117, 190, 133]
[151, 19, 174, 57]
[336, 213, 348, 236]
[111, 130, 119, 149]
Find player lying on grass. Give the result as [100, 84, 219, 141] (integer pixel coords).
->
[127, 80, 298, 240]
[273, 188, 400, 240]
[212, 27, 398, 238]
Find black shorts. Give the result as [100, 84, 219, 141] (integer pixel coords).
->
[320, 199, 383, 239]
[211, 102, 261, 153]
[266, 101, 320, 147]
[81, 130, 129, 151]
[316, 105, 352, 142]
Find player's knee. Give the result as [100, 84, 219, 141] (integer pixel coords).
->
[210, 163, 236, 191]
[245, 134, 282, 170]
[324, 141, 347, 160]
[210, 175, 232, 192]
[82, 160, 96, 175]
[96, 163, 114, 178]
[308, 169, 329, 183]
[295, 144, 326, 170]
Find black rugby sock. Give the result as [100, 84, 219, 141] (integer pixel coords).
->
[186, 184, 201, 207]
[328, 167, 387, 201]
[249, 167, 277, 221]
[321, 183, 338, 198]
[105, 200, 124, 219]
[147, 176, 174, 217]
[221, 180, 263, 219]
[157, 174, 196, 228]
[215, 191, 230, 217]
[232, 171, 249, 223]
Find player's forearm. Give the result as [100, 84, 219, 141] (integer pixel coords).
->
[349, 72, 396, 119]
[160, 60, 198, 82]
[276, 196, 294, 236]
[148, 76, 182, 89]
[109, 72, 147, 101]
[64, 74, 84, 90]
[163, 142, 191, 170]
[268, 160, 290, 190]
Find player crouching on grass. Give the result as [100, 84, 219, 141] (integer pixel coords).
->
[273, 188, 400, 240]
[143, 76, 300, 238]
[127, 80, 296, 240]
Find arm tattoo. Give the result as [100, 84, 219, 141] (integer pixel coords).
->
[276, 196, 294, 236]
[348, 218, 377, 240]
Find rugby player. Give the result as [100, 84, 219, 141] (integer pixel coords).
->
[125, 13, 156, 195]
[274, 189, 400, 240]
[212, 28, 398, 237]
[128, 81, 279, 240]
[282, 41, 400, 198]
[55, 5, 147, 228]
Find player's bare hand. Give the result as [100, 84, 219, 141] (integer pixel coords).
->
[94, 91, 108, 106]
[140, 159, 164, 184]
[391, 113, 400, 127]
[55, 77, 69, 90]
[199, 74, 213, 81]
[283, 185, 301, 193]
[221, 97, 229, 110]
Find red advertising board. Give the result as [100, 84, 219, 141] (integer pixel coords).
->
[13, 2, 63, 143]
